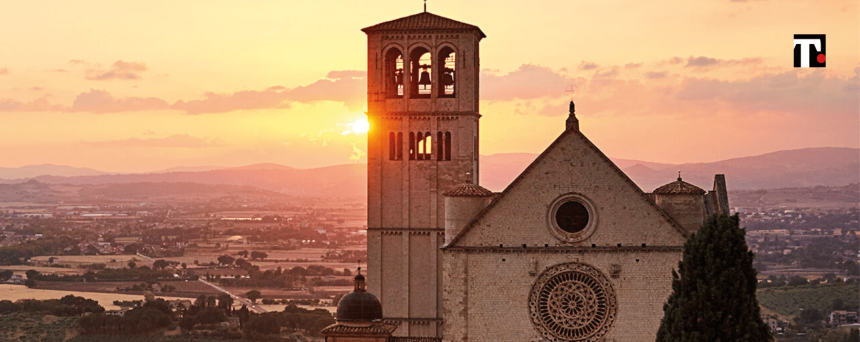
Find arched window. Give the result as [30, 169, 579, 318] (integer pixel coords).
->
[444, 132, 452, 161]
[416, 132, 424, 160]
[385, 48, 404, 98]
[437, 132, 444, 161]
[389, 132, 396, 160]
[424, 131, 432, 159]
[396, 132, 403, 160]
[438, 47, 455, 97]
[409, 132, 416, 160]
[410, 47, 432, 98]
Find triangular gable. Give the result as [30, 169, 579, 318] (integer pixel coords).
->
[444, 128, 688, 248]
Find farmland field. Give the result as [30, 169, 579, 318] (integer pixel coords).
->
[757, 282, 860, 317]
[1, 265, 85, 276]
[30, 255, 150, 268]
[0, 284, 187, 310]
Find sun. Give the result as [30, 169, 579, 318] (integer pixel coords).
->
[351, 118, 370, 134]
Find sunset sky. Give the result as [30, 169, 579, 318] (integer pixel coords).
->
[1, 0, 857, 173]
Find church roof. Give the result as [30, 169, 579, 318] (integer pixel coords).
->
[442, 127, 689, 248]
[653, 178, 706, 195]
[336, 274, 383, 322]
[443, 183, 494, 197]
[362, 12, 486, 38]
[320, 322, 398, 336]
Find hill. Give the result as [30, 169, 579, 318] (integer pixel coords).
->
[0, 147, 856, 198]
[480, 147, 859, 192]
[29, 164, 365, 198]
[0, 164, 107, 179]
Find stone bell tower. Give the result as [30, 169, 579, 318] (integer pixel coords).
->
[362, 11, 485, 338]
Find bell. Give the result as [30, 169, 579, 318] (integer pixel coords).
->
[393, 70, 402, 85]
[418, 70, 431, 85]
[442, 72, 454, 86]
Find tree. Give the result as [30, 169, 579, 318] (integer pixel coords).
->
[24, 278, 36, 288]
[250, 251, 268, 260]
[237, 250, 249, 258]
[243, 312, 281, 336]
[245, 290, 262, 304]
[181, 262, 187, 269]
[0, 270, 13, 281]
[127, 261, 137, 269]
[152, 259, 169, 270]
[657, 214, 771, 342]
[217, 255, 235, 266]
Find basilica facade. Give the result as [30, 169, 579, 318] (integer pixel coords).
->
[359, 11, 728, 342]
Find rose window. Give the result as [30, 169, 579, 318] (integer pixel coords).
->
[528, 263, 617, 341]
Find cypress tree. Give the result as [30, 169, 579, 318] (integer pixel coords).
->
[656, 214, 771, 342]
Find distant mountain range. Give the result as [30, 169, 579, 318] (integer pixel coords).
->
[481, 147, 860, 192]
[0, 148, 856, 197]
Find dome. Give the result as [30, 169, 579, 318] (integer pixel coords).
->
[336, 274, 383, 324]
[443, 182, 494, 197]
[226, 235, 244, 241]
[653, 177, 706, 195]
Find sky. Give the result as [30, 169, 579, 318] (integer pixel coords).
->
[0, 0, 857, 173]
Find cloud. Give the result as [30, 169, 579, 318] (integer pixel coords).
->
[0, 68, 8, 75]
[685, 56, 719, 68]
[83, 60, 148, 80]
[0, 96, 59, 112]
[171, 88, 293, 114]
[579, 61, 599, 70]
[684, 56, 763, 70]
[326, 70, 364, 79]
[81, 134, 223, 148]
[480, 62, 858, 123]
[675, 69, 859, 118]
[171, 71, 366, 114]
[625, 63, 643, 69]
[31, 87, 44, 91]
[70, 89, 169, 113]
[645, 71, 668, 79]
[481, 64, 584, 101]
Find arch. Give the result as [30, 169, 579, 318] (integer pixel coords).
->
[388, 132, 396, 160]
[437, 45, 456, 97]
[444, 132, 452, 161]
[416, 131, 424, 160]
[409, 45, 432, 98]
[408, 132, 416, 160]
[383, 46, 404, 98]
[424, 131, 432, 159]
[396, 132, 403, 160]
[437, 132, 443, 161]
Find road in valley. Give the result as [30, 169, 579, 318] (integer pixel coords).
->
[197, 278, 266, 313]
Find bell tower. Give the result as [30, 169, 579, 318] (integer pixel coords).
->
[362, 11, 485, 337]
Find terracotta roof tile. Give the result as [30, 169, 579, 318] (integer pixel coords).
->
[443, 183, 494, 197]
[653, 179, 706, 195]
[362, 12, 486, 38]
[320, 322, 398, 335]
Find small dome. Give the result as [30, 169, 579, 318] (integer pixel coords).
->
[336, 274, 383, 323]
[443, 183, 494, 197]
[653, 177, 706, 195]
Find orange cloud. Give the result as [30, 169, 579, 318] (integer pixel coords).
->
[70, 89, 169, 113]
[172, 70, 366, 114]
[481, 64, 585, 101]
[85, 60, 147, 80]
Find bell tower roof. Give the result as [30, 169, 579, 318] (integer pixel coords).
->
[362, 12, 486, 38]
